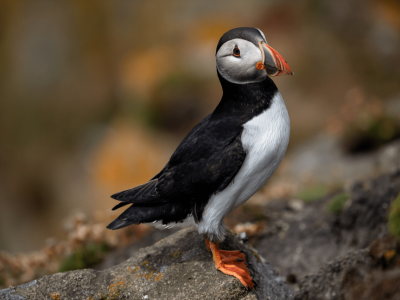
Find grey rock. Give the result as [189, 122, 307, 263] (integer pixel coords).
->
[0, 288, 27, 300]
[294, 249, 372, 300]
[0, 227, 293, 300]
[294, 235, 400, 300]
[0, 281, 37, 300]
[255, 168, 400, 285]
[95, 228, 180, 270]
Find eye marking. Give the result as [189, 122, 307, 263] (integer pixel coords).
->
[232, 46, 241, 57]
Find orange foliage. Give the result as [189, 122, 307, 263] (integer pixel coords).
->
[373, 0, 400, 30]
[121, 47, 174, 97]
[92, 123, 167, 189]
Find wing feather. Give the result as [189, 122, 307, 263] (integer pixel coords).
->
[109, 114, 246, 226]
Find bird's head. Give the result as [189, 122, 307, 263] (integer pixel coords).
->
[216, 27, 293, 84]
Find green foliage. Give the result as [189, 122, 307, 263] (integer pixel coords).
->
[58, 243, 110, 273]
[388, 193, 400, 238]
[295, 184, 329, 202]
[326, 193, 350, 214]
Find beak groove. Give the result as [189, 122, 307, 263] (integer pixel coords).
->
[258, 41, 293, 77]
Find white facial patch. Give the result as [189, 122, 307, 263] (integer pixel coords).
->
[216, 38, 267, 84]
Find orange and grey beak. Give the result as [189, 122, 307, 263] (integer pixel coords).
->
[257, 41, 293, 76]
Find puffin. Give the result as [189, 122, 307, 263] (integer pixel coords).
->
[107, 27, 292, 289]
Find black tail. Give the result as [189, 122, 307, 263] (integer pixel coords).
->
[106, 202, 193, 230]
[111, 179, 159, 203]
[109, 179, 161, 214]
[107, 179, 193, 230]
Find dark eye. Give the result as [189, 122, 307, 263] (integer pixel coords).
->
[232, 47, 241, 57]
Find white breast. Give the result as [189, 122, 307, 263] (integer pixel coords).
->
[198, 91, 290, 241]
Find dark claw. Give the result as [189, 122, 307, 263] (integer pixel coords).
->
[240, 250, 246, 254]
[246, 285, 250, 290]
[253, 280, 258, 287]
[236, 258, 244, 262]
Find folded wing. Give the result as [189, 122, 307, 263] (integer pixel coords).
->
[107, 115, 246, 230]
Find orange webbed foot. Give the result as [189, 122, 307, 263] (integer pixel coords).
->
[206, 239, 254, 289]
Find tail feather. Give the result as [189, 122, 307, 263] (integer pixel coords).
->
[111, 179, 159, 204]
[107, 205, 161, 230]
[106, 202, 193, 230]
[112, 202, 130, 211]
[108, 179, 195, 230]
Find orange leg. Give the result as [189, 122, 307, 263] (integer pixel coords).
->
[206, 239, 211, 251]
[206, 239, 254, 289]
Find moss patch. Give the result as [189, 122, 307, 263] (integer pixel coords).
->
[326, 193, 350, 214]
[58, 243, 110, 272]
[388, 193, 400, 238]
[295, 184, 329, 202]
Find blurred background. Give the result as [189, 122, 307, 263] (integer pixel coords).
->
[0, 0, 399, 266]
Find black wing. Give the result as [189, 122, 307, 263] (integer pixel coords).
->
[157, 131, 246, 201]
[111, 113, 246, 205]
[107, 113, 246, 229]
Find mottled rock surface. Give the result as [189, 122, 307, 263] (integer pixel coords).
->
[254, 168, 400, 286]
[294, 249, 372, 300]
[295, 236, 400, 300]
[95, 228, 180, 270]
[0, 227, 292, 300]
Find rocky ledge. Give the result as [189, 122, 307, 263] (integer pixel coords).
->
[0, 227, 292, 300]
